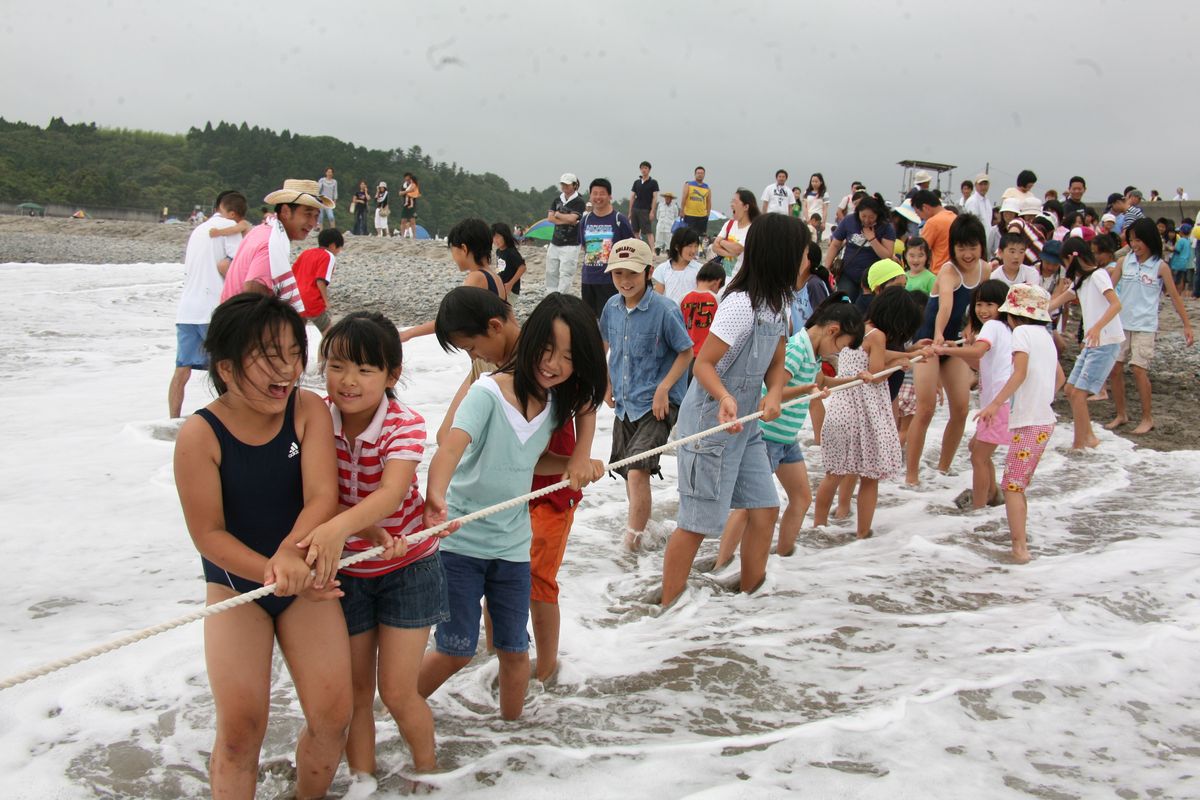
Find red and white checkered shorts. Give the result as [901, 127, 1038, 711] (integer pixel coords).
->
[1002, 424, 1055, 493]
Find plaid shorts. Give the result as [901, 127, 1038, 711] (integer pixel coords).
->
[896, 378, 916, 417]
[1002, 424, 1055, 493]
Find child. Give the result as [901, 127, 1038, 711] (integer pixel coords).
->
[978, 284, 1066, 563]
[680, 259, 725, 357]
[601, 238, 695, 550]
[660, 213, 806, 607]
[895, 290, 930, 440]
[813, 287, 923, 538]
[492, 222, 526, 296]
[418, 293, 607, 719]
[1105, 218, 1194, 435]
[402, 218, 507, 341]
[173, 294, 349, 798]
[903, 237, 936, 295]
[787, 240, 832, 333]
[434, 287, 601, 683]
[991, 231, 1041, 286]
[907, 214, 989, 486]
[1169, 225, 1192, 293]
[652, 226, 702, 304]
[934, 279, 1012, 509]
[290, 227, 344, 334]
[716, 294, 861, 566]
[298, 313, 446, 776]
[1048, 238, 1124, 448]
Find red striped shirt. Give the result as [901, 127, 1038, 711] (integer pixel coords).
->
[327, 396, 435, 577]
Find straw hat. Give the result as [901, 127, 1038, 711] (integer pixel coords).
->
[999, 283, 1052, 322]
[913, 170, 933, 185]
[263, 179, 335, 208]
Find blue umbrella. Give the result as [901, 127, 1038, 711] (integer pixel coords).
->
[414, 224, 431, 240]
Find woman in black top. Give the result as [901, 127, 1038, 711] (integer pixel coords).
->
[492, 222, 526, 295]
[352, 180, 370, 235]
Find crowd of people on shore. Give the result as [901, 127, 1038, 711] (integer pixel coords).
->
[166, 161, 1194, 792]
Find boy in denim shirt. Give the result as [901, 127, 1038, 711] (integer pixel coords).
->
[600, 238, 694, 551]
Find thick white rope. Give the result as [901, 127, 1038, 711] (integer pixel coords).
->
[0, 355, 923, 691]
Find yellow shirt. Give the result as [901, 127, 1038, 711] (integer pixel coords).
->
[682, 181, 710, 218]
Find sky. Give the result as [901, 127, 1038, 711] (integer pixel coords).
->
[2, 1, 1196, 211]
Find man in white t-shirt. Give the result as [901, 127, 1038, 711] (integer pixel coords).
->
[169, 191, 248, 417]
[836, 181, 865, 222]
[760, 170, 795, 215]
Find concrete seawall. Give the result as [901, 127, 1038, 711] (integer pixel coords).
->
[2, 201, 158, 223]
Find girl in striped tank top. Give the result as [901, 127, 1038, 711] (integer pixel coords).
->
[300, 312, 448, 777]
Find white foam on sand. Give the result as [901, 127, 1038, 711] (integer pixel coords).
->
[1, 262, 1199, 798]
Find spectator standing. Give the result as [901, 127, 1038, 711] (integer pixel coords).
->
[911, 190, 957, 273]
[546, 173, 586, 293]
[399, 173, 421, 238]
[351, 180, 370, 236]
[711, 189, 759, 280]
[963, 173, 995, 255]
[1062, 176, 1088, 220]
[905, 170, 933, 200]
[1124, 189, 1147, 227]
[317, 167, 338, 230]
[802, 172, 830, 223]
[761, 169, 795, 215]
[1001, 169, 1038, 202]
[374, 181, 390, 237]
[492, 222, 526, 296]
[654, 190, 681, 254]
[629, 161, 660, 251]
[681, 166, 712, 234]
[823, 195, 896, 302]
[1174, 187, 1189, 201]
[578, 178, 634, 316]
[836, 181, 865, 223]
[957, 179, 974, 209]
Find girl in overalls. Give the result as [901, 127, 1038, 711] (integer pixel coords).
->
[660, 214, 806, 607]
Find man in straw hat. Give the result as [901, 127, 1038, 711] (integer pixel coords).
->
[654, 188, 680, 255]
[220, 179, 334, 313]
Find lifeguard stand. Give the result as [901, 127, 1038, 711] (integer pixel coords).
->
[897, 160, 957, 202]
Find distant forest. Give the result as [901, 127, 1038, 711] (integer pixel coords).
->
[0, 117, 561, 234]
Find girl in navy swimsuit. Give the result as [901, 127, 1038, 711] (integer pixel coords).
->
[173, 293, 351, 799]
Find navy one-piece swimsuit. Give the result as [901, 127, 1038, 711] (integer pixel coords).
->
[195, 392, 304, 618]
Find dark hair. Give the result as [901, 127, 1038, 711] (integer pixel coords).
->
[967, 279, 1010, 331]
[776, 169, 789, 179]
[961, 179, 974, 192]
[274, 202, 303, 216]
[1126, 217, 1164, 259]
[904, 237, 932, 268]
[807, 173, 828, 197]
[695, 165, 706, 174]
[807, 241, 830, 284]
[320, 312, 403, 399]
[998, 231, 1026, 251]
[434, 286, 514, 352]
[734, 188, 762, 221]
[865, 285, 923, 344]
[1093, 232, 1120, 256]
[948, 213, 987, 267]
[1068, 176, 1086, 188]
[589, 177, 613, 195]
[1016, 169, 1038, 189]
[910, 189, 941, 210]
[491, 221, 517, 251]
[317, 228, 344, 249]
[668, 226, 701, 263]
[723, 213, 809, 316]
[696, 258, 726, 286]
[1156, 216, 1176, 232]
[1060, 236, 1102, 292]
[1030, 216, 1055, 238]
[1084, 207, 1098, 223]
[640, 160, 652, 170]
[205, 294, 307, 396]
[499, 293, 606, 429]
[805, 292, 865, 348]
[447, 217, 492, 265]
[217, 191, 248, 218]
[1062, 209, 1084, 229]
[854, 196, 886, 225]
[1043, 199, 1064, 222]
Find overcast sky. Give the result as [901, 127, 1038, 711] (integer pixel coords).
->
[3, 2, 1196, 213]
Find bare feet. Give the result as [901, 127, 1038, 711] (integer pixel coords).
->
[622, 528, 643, 552]
[832, 509, 852, 521]
[1104, 416, 1128, 431]
[1131, 420, 1155, 435]
[1071, 436, 1101, 449]
[856, 528, 874, 540]
[1087, 391, 1108, 402]
[1011, 547, 1031, 564]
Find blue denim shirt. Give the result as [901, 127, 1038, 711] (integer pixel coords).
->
[600, 288, 694, 421]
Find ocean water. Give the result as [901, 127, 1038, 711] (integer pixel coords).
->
[1, 262, 1198, 799]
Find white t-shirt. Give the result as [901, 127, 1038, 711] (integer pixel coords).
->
[178, 214, 242, 324]
[990, 263, 1041, 287]
[803, 193, 828, 222]
[651, 259, 701, 305]
[761, 183, 794, 214]
[1072, 269, 1125, 346]
[976, 319, 1013, 407]
[708, 291, 784, 373]
[719, 219, 753, 277]
[1009, 324, 1057, 428]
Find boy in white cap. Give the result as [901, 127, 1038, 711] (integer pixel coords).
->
[546, 173, 586, 293]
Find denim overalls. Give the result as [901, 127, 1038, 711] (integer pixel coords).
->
[676, 306, 785, 535]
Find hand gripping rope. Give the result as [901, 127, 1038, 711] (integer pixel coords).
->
[0, 356, 924, 691]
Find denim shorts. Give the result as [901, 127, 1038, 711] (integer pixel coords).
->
[339, 553, 450, 636]
[677, 426, 780, 537]
[1068, 342, 1120, 395]
[764, 438, 804, 471]
[435, 551, 531, 656]
[175, 324, 209, 369]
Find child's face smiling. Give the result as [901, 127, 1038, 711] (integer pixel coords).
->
[325, 357, 396, 420]
[954, 242, 982, 267]
[905, 248, 927, 272]
[610, 268, 647, 305]
[223, 323, 303, 412]
[975, 301, 1000, 324]
[536, 319, 574, 391]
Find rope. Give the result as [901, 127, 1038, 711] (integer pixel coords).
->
[0, 355, 923, 691]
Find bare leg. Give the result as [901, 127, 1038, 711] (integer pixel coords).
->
[496, 649, 531, 720]
[738, 506, 780, 593]
[813, 472, 840, 527]
[834, 474, 857, 519]
[1105, 362, 1128, 428]
[810, 397, 825, 445]
[624, 468, 652, 550]
[856, 477, 878, 539]
[168, 366, 191, 419]
[1067, 384, 1100, 448]
[906, 359, 940, 485]
[529, 600, 560, 682]
[969, 437, 999, 508]
[715, 509, 748, 568]
[775, 461, 811, 556]
[1005, 490, 1031, 563]
[345, 630, 379, 775]
[661, 528, 704, 606]
[1130, 365, 1154, 434]
[418, 651, 472, 699]
[377, 626, 438, 771]
[938, 358, 973, 472]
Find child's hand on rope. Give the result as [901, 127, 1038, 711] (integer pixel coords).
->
[297, 520, 351, 588]
[300, 580, 345, 603]
[719, 394, 743, 432]
[759, 389, 782, 423]
[422, 494, 462, 538]
[358, 525, 401, 561]
[264, 547, 314, 596]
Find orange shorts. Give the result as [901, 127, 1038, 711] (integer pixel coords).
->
[529, 503, 576, 604]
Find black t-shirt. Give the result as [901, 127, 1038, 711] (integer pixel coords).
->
[551, 194, 586, 246]
[1061, 198, 1087, 222]
[630, 177, 660, 210]
[496, 246, 525, 295]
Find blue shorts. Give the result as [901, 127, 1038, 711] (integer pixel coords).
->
[339, 553, 450, 636]
[1068, 342, 1120, 395]
[764, 439, 804, 471]
[175, 324, 209, 369]
[677, 425, 780, 537]
[435, 551, 531, 657]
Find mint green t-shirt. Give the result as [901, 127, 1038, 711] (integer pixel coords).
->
[758, 329, 819, 444]
[441, 375, 556, 562]
[906, 269, 936, 295]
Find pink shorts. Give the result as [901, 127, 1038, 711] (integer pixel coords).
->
[1002, 424, 1055, 493]
[975, 401, 1011, 445]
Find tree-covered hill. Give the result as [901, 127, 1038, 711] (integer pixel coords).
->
[0, 117, 560, 234]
